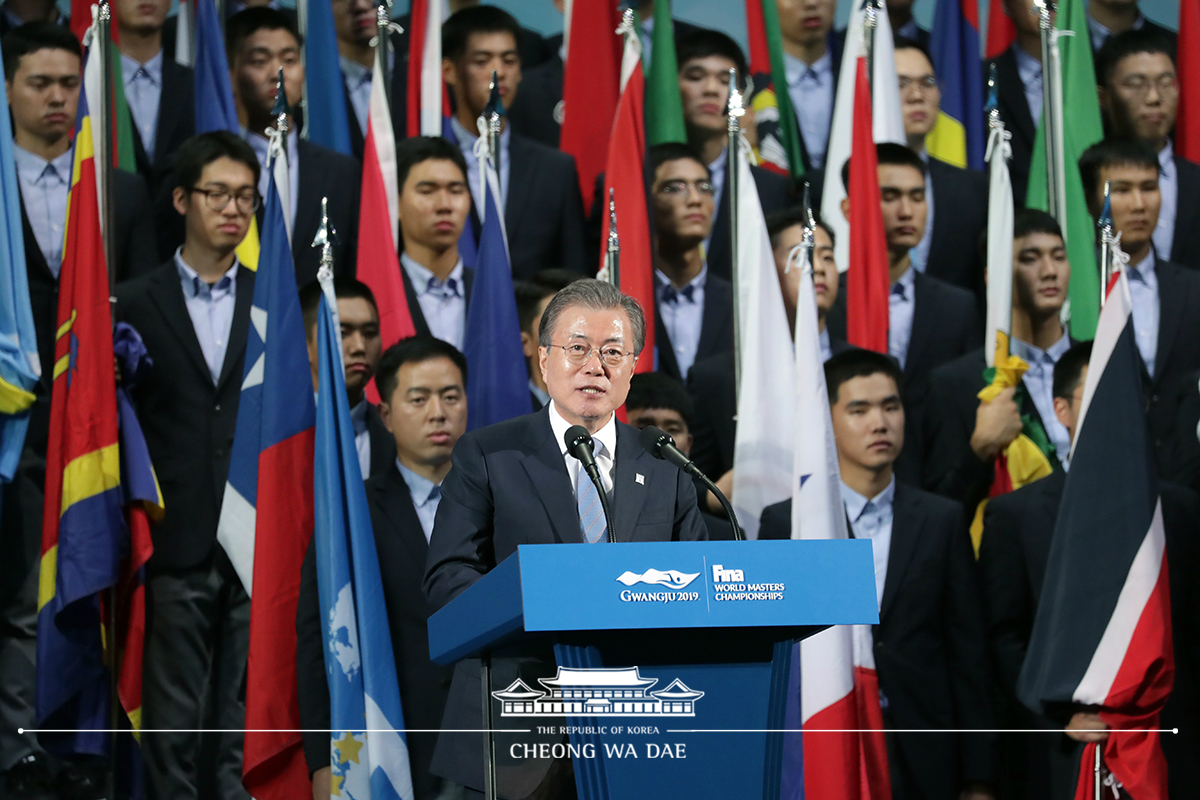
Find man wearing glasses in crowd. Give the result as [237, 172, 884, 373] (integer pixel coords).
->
[115, 131, 261, 800]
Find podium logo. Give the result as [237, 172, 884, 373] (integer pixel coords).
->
[615, 569, 700, 589]
[492, 667, 705, 717]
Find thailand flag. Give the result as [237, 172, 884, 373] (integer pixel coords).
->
[1018, 270, 1173, 799]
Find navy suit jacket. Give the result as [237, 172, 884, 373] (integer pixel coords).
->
[926, 157, 988, 301]
[1168, 156, 1200, 270]
[654, 271, 735, 381]
[987, 48, 1036, 206]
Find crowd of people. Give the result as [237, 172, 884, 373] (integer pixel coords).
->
[1, 0, 1198, 799]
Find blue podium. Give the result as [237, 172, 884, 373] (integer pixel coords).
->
[428, 540, 878, 800]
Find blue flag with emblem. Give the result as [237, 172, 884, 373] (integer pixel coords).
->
[0, 36, 40, 485]
[462, 151, 530, 430]
[314, 272, 415, 799]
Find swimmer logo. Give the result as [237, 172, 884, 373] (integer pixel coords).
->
[492, 667, 704, 717]
[615, 569, 700, 589]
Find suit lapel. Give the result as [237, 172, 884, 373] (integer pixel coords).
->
[397, 261, 433, 337]
[904, 273, 935, 380]
[1154, 262, 1186, 387]
[216, 267, 255, 391]
[371, 467, 430, 569]
[880, 484, 925, 619]
[292, 141, 324, 263]
[696, 276, 732, 359]
[505, 134, 535, 242]
[1171, 159, 1200, 261]
[17, 193, 55, 284]
[519, 409, 581, 544]
[653, 301, 681, 379]
[927, 161, 950, 267]
[612, 423, 650, 542]
[146, 263, 214, 383]
[995, 51, 1035, 147]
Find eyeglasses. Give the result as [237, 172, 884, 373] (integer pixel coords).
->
[547, 342, 635, 368]
[657, 179, 717, 197]
[897, 75, 938, 93]
[1117, 75, 1178, 97]
[190, 187, 261, 214]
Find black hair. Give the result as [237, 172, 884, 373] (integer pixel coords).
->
[892, 34, 935, 70]
[298, 277, 379, 338]
[225, 7, 303, 67]
[675, 29, 749, 90]
[648, 142, 710, 178]
[841, 142, 926, 191]
[375, 336, 469, 403]
[172, 131, 261, 193]
[514, 269, 581, 335]
[1012, 207, 1063, 240]
[823, 348, 904, 405]
[442, 5, 521, 62]
[1095, 28, 1175, 87]
[3, 22, 81, 78]
[1077, 137, 1160, 205]
[626, 372, 694, 427]
[765, 206, 836, 249]
[395, 135, 470, 192]
[1053, 341, 1093, 399]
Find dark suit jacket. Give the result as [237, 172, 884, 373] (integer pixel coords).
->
[687, 337, 853, 482]
[980, 472, 1200, 799]
[423, 406, 707, 795]
[986, 48, 1036, 206]
[760, 483, 996, 797]
[706, 165, 794, 283]
[926, 158, 988, 300]
[922, 345, 1066, 512]
[365, 402, 397, 479]
[297, 465, 454, 797]
[115, 261, 254, 571]
[1168, 156, 1200, 270]
[654, 271, 734, 381]
[129, 56, 195, 197]
[1164, 367, 1200, 493]
[397, 259, 475, 340]
[1144, 260, 1200, 474]
[500, 132, 587, 279]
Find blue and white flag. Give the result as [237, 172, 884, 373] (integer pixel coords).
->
[314, 271, 415, 799]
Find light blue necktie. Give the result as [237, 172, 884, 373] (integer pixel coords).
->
[576, 444, 608, 544]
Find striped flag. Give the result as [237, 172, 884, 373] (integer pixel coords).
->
[928, 0, 985, 170]
[559, 0, 621, 210]
[1018, 269, 1173, 800]
[820, 1, 904, 277]
[1177, 0, 1200, 161]
[215, 133, 315, 800]
[744, 0, 805, 177]
[730, 133, 793, 540]
[600, 19, 655, 374]
[463, 149, 531, 429]
[313, 275, 415, 800]
[303, 0, 353, 155]
[406, 0, 445, 137]
[783, 240, 890, 800]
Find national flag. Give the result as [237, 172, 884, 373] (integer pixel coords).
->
[313, 274, 416, 800]
[1176, 0, 1200, 162]
[601, 18, 655, 375]
[845, 58, 889, 354]
[0, 35, 39, 483]
[194, 0, 260, 270]
[559, 0, 621, 211]
[462, 152, 530, 429]
[356, 54, 417, 363]
[174, 0, 194, 67]
[303, 0, 353, 155]
[730, 134, 792, 540]
[928, 0, 985, 170]
[744, 0, 806, 177]
[820, 1, 904, 277]
[782, 239, 890, 800]
[985, 0, 1016, 59]
[645, 0, 686, 147]
[1018, 269, 1173, 800]
[215, 135, 315, 800]
[70, 4, 138, 173]
[406, 0, 446, 138]
[1025, 0, 1102, 338]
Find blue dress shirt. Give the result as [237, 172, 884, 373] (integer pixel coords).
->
[121, 50, 163, 162]
[841, 477, 896, 611]
[1087, 11, 1147, 51]
[401, 253, 467, 352]
[245, 129, 299, 233]
[655, 266, 708, 380]
[341, 55, 372, 137]
[450, 115, 511, 210]
[1127, 251, 1161, 379]
[175, 249, 239, 384]
[1011, 333, 1073, 465]
[396, 460, 442, 543]
[14, 144, 72, 277]
[889, 266, 917, 369]
[1154, 142, 1176, 262]
[785, 51, 834, 170]
[1013, 45, 1043, 128]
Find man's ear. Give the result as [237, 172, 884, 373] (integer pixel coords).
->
[378, 400, 394, 434]
[1053, 396, 1071, 430]
[172, 186, 189, 217]
[840, 196, 850, 224]
[520, 330, 536, 359]
[441, 58, 458, 90]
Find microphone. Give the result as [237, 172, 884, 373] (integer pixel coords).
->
[564, 425, 616, 544]
[638, 425, 744, 541]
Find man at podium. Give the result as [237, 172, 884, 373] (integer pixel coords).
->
[424, 279, 707, 798]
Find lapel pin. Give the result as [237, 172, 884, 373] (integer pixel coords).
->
[635, 473, 645, 485]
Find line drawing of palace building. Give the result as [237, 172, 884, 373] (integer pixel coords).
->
[491, 667, 705, 717]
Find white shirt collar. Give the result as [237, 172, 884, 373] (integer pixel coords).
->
[548, 401, 618, 462]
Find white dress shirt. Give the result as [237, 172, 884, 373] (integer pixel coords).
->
[548, 401, 616, 496]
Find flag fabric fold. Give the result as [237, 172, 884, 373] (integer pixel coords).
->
[601, 22, 655, 374]
[406, 0, 445, 138]
[1177, 0, 1200, 162]
[303, 0, 353, 155]
[1017, 270, 1173, 800]
[559, 0, 621, 210]
[215, 136, 315, 800]
[928, 0, 985, 170]
[645, 0, 687, 147]
[463, 155, 531, 429]
[314, 275, 415, 800]
[730, 136, 793, 540]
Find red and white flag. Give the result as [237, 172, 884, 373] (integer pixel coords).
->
[406, 0, 445, 137]
[560, 0, 621, 212]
